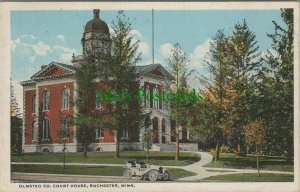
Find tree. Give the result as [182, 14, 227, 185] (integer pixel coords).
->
[188, 95, 220, 154]
[143, 129, 152, 164]
[108, 11, 144, 158]
[222, 20, 262, 153]
[75, 55, 104, 158]
[167, 43, 192, 161]
[244, 120, 264, 176]
[11, 80, 22, 154]
[202, 30, 233, 161]
[57, 124, 69, 169]
[263, 8, 294, 162]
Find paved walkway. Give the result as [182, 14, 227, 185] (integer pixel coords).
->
[167, 152, 293, 181]
[12, 152, 293, 182]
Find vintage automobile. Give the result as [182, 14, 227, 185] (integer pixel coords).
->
[123, 160, 170, 181]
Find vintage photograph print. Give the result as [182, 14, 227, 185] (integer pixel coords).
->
[3, 2, 298, 192]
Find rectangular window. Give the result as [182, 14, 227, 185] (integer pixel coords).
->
[122, 127, 128, 138]
[96, 128, 104, 138]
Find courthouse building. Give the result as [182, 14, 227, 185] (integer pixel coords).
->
[21, 9, 193, 153]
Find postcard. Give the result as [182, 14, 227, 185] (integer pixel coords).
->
[0, 1, 299, 192]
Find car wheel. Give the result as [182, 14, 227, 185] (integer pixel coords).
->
[123, 169, 132, 180]
[148, 170, 159, 181]
[162, 171, 170, 181]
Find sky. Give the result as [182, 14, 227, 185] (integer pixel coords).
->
[11, 9, 284, 111]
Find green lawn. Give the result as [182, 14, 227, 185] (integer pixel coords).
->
[11, 164, 195, 180]
[205, 153, 293, 172]
[200, 173, 294, 182]
[12, 151, 200, 166]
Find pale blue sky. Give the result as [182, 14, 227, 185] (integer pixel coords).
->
[11, 9, 284, 109]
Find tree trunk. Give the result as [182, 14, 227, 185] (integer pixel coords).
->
[84, 135, 88, 158]
[147, 148, 149, 164]
[175, 124, 180, 161]
[256, 145, 260, 176]
[237, 141, 241, 153]
[115, 130, 120, 158]
[63, 142, 66, 169]
[215, 139, 220, 161]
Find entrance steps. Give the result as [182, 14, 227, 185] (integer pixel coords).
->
[152, 143, 176, 151]
[151, 143, 198, 152]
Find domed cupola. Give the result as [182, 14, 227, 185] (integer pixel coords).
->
[84, 9, 110, 34]
[81, 9, 111, 59]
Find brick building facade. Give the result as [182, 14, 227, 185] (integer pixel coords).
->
[21, 9, 193, 153]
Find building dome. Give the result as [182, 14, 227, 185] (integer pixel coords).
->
[84, 9, 109, 34]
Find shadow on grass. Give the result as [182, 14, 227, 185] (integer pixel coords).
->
[206, 153, 293, 172]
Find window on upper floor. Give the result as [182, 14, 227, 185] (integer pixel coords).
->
[96, 91, 102, 109]
[62, 88, 70, 110]
[32, 95, 36, 113]
[153, 88, 159, 110]
[146, 88, 150, 109]
[43, 90, 50, 111]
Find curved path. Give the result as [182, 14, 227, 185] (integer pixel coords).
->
[165, 151, 293, 181]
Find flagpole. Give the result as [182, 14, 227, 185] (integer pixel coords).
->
[152, 9, 154, 65]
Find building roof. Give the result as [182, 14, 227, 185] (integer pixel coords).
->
[30, 61, 76, 80]
[84, 9, 109, 34]
[135, 63, 172, 79]
[20, 79, 36, 86]
[21, 62, 172, 86]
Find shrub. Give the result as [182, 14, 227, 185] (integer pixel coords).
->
[220, 145, 234, 153]
[208, 148, 216, 153]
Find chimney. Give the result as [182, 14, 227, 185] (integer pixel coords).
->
[93, 9, 100, 19]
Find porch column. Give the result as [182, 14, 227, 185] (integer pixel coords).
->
[158, 118, 162, 143]
[166, 119, 171, 143]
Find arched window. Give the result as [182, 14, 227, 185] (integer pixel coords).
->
[43, 90, 50, 111]
[153, 88, 159, 109]
[146, 88, 150, 109]
[32, 95, 36, 113]
[96, 91, 102, 109]
[62, 88, 70, 110]
[32, 121, 38, 140]
[42, 118, 50, 140]
[62, 119, 69, 139]
[140, 87, 145, 107]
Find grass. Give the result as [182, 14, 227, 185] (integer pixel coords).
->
[11, 151, 200, 166]
[168, 168, 197, 180]
[200, 173, 294, 182]
[11, 164, 195, 180]
[205, 153, 293, 172]
[12, 164, 124, 176]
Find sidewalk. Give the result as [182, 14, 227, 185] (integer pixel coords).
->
[168, 152, 293, 181]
